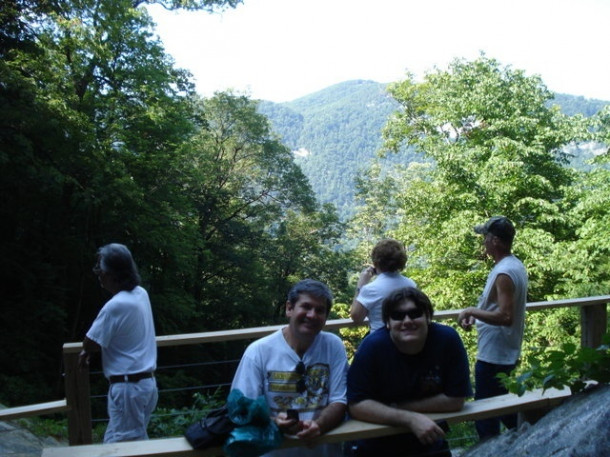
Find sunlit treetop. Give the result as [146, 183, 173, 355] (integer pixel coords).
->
[135, 0, 242, 12]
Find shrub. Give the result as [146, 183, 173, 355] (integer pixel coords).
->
[500, 333, 610, 395]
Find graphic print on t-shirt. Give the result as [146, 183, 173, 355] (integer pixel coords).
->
[267, 363, 330, 412]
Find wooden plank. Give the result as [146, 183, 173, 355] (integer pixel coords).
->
[286, 386, 571, 445]
[526, 296, 610, 311]
[0, 399, 68, 421]
[62, 296, 610, 353]
[64, 351, 92, 445]
[581, 303, 608, 348]
[43, 437, 211, 457]
[42, 387, 571, 457]
[63, 320, 363, 353]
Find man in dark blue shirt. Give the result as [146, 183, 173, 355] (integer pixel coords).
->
[347, 287, 472, 457]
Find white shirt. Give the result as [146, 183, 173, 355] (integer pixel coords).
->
[356, 272, 417, 331]
[87, 286, 157, 377]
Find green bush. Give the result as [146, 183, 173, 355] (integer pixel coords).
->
[148, 389, 226, 438]
[18, 416, 68, 442]
[500, 333, 610, 395]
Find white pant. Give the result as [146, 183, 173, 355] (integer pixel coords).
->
[104, 377, 158, 443]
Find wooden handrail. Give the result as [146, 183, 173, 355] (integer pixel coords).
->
[49, 295, 610, 445]
[62, 295, 610, 353]
[42, 387, 572, 457]
[0, 399, 69, 421]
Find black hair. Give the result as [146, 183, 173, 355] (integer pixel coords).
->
[287, 279, 333, 315]
[381, 287, 434, 325]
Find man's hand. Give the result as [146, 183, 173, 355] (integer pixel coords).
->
[458, 308, 476, 330]
[275, 412, 301, 436]
[78, 350, 90, 370]
[405, 412, 446, 445]
[79, 337, 101, 369]
[295, 419, 322, 440]
[350, 399, 450, 446]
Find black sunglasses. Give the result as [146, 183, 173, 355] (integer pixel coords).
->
[389, 308, 425, 321]
[295, 361, 307, 393]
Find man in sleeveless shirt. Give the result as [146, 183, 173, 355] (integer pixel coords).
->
[458, 216, 528, 440]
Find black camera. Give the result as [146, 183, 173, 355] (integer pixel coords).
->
[286, 409, 299, 421]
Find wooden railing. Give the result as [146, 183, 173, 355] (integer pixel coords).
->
[0, 399, 69, 421]
[59, 295, 608, 445]
[42, 386, 572, 457]
[3, 296, 606, 447]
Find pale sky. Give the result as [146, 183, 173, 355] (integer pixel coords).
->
[147, 0, 610, 103]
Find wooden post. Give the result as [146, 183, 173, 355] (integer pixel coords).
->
[580, 303, 608, 349]
[63, 348, 93, 445]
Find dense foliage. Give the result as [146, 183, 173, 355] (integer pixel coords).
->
[1, 0, 608, 430]
[0, 0, 350, 406]
[260, 80, 607, 222]
[345, 56, 609, 376]
[499, 333, 610, 395]
[345, 56, 609, 305]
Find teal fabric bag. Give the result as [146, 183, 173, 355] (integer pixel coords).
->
[223, 389, 283, 457]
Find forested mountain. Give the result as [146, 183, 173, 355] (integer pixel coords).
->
[258, 80, 417, 220]
[0, 0, 351, 407]
[259, 80, 608, 220]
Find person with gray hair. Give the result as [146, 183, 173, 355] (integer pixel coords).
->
[231, 279, 349, 457]
[79, 243, 158, 443]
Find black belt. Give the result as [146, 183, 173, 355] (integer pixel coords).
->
[108, 372, 154, 384]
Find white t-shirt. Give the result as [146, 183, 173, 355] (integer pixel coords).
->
[356, 272, 417, 331]
[476, 255, 528, 365]
[231, 329, 348, 457]
[87, 286, 157, 378]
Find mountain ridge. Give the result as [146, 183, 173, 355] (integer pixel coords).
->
[258, 80, 608, 220]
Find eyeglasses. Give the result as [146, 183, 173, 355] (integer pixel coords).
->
[295, 361, 306, 375]
[92, 265, 102, 276]
[389, 308, 425, 321]
[295, 361, 307, 393]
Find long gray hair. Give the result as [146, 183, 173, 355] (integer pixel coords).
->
[97, 243, 141, 291]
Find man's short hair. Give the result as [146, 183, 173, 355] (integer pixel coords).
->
[381, 287, 434, 324]
[287, 279, 333, 315]
[474, 216, 516, 245]
[371, 239, 407, 272]
[97, 243, 141, 291]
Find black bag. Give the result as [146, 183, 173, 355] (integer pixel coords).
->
[185, 406, 236, 449]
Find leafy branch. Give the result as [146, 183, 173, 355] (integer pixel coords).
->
[499, 333, 610, 396]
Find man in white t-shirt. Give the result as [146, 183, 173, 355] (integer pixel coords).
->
[458, 216, 528, 440]
[351, 239, 417, 332]
[79, 243, 158, 443]
[231, 279, 349, 457]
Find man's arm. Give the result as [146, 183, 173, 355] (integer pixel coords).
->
[79, 336, 101, 369]
[349, 399, 446, 446]
[397, 393, 465, 413]
[458, 273, 515, 329]
[295, 401, 346, 439]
